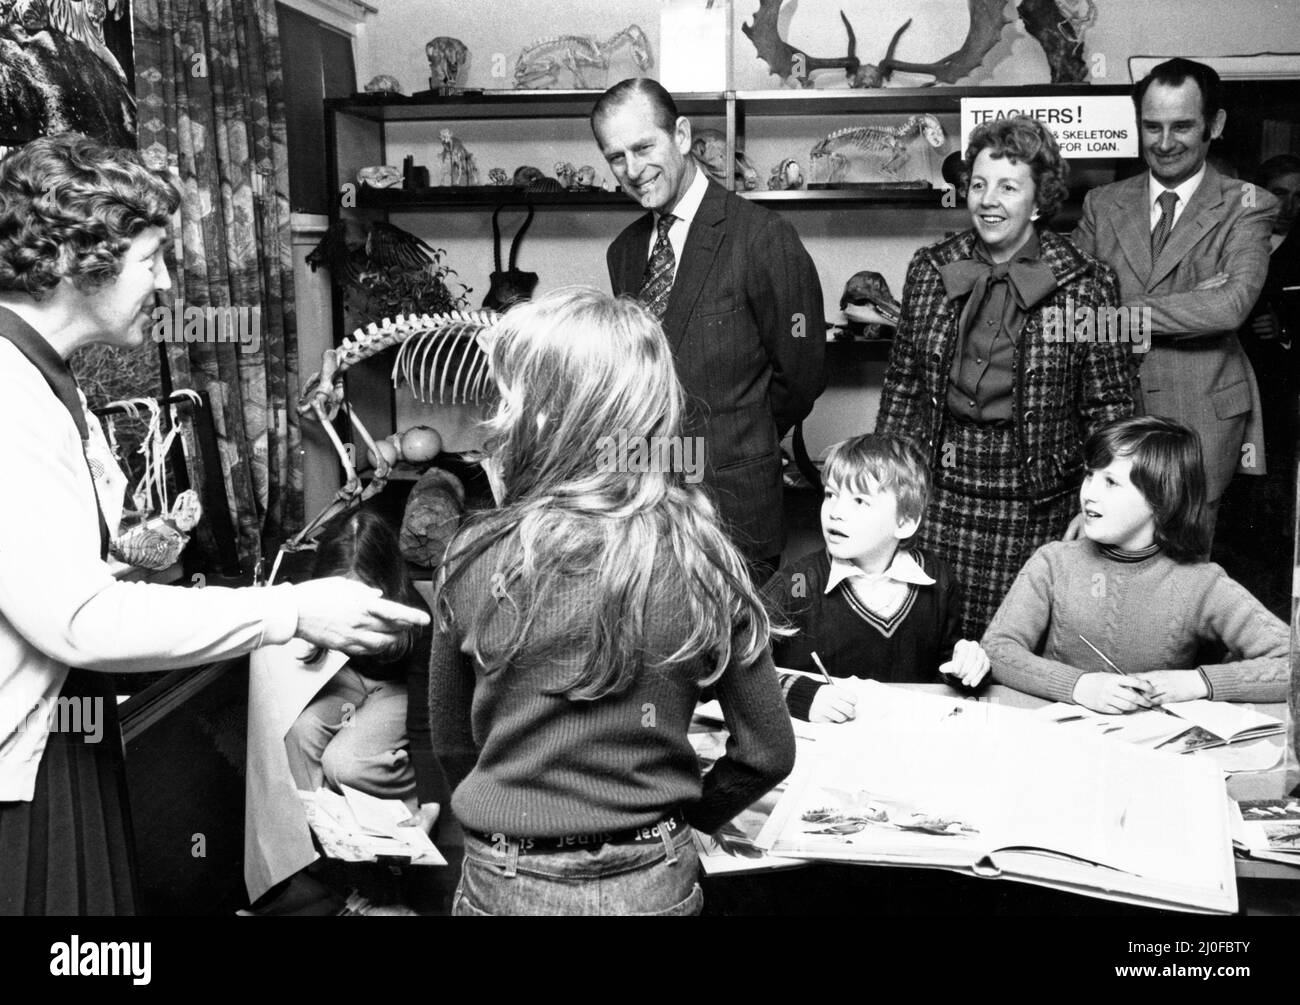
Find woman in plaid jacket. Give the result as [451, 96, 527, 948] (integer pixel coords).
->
[877, 117, 1137, 636]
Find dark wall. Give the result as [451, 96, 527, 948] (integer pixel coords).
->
[278, 4, 357, 214]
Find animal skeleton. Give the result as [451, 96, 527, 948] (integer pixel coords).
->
[1053, 0, 1098, 41]
[513, 25, 652, 89]
[810, 115, 946, 184]
[290, 310, 499, 549]
[438, 128, 478, 186]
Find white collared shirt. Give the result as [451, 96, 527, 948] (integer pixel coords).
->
[824, 550, 934, 622]
[1149, 163, 1206, 232]
[647, 162, 707, 282]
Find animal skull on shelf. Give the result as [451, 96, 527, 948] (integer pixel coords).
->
[426, 36, 469, 90]
[289, 309, 500, 551]
[691, 128, 759, 191]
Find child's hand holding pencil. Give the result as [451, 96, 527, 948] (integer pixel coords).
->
[808, 652, 858, 724]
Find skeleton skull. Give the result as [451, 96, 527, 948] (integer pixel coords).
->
[691, 128, 759, 191]
[768, 158, 804, 191]
[363, 74, 403, 94]
[426, 36, 469, 89]
[357, 165, 402, 188]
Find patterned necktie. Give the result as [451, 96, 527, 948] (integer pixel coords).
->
[638, 213, 676, 321]
[1151, 190, 1178, 261]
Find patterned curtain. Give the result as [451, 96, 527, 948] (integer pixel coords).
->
[133, 0, 302, 572]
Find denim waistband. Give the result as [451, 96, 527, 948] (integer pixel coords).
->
[466, 810, 688, 856]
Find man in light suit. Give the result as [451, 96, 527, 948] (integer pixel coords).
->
[592, 78, 825, 579]
[1074, 59, 1276, 535]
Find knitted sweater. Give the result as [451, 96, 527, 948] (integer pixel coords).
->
[763, 548, 967, 719]
[418, 530, 797, 836]
[0, 330, 301, 802]
[983, 539, 1288, 703]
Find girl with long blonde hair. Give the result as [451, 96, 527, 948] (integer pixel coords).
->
[417, 286, 795, 916]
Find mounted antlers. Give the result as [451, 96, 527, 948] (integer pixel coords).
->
[743, 0, 1013, 89]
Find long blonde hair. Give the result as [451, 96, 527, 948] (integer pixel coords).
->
[435, 286, 772, 700]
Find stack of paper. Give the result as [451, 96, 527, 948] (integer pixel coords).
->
[298, 786, 446, 866]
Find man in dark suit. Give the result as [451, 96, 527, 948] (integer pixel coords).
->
[1073, 59, 1277, 538]
[591, 78, 825, 579]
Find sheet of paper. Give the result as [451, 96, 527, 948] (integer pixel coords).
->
[1195, 738, 1283, 773]
[658, 5, 727, 91]
[300, 788, 446, 866]
[1033, 703, 1191, 748]
[1164, 699, 1284, 742]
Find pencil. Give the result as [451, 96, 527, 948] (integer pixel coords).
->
[1078, 634, 1126, 675]
[810, 652, 833, 685]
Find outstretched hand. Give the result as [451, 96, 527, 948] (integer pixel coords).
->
[292, 577, 430, 657]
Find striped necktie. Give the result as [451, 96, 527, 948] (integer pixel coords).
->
[638, 213, 677, 321]
[1151, 190, 1178, 261]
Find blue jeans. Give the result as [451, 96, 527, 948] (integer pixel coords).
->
[453, 822, 703, 916]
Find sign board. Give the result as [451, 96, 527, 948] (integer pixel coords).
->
[960, 95, 1138, 158]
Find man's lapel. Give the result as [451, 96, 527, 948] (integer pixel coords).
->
[1112, 174, 1153, 284]
[660, 178, 726, 352]
[1146, 165, 1225, 291]
[618, 214, 655, 295]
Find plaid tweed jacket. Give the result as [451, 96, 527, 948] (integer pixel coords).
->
[877, 227, 1138, 499]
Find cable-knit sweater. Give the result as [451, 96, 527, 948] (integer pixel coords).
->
[983, 539, 1288, 704]
[417, 530, 797, 836]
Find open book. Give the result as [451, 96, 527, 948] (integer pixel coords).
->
[1034, 700, 1285, 766]
[1157, 700, 1285, 749]
[1231, 798, 1300, 868]
[755, 683, 1238, 913]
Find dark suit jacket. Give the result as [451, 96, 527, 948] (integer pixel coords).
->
[607, 178, 825, 559]
[877, 227, 1137, 499]
[1072, 167, 1277, 500]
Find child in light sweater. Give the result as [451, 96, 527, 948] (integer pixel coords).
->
[984, 416, 1288, 713]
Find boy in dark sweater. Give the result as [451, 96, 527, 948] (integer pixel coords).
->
[763, 434, 990, 722]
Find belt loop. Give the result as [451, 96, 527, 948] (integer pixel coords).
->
[504, 838, 519, 878]
[658, 820, 679, 865]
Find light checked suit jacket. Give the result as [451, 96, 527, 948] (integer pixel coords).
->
[1072, 166, 1278, 501]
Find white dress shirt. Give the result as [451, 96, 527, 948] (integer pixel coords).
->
[647, 163, 708, 283]
[824, 549, 935, 622]
[1149, 163, 1206, 232]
